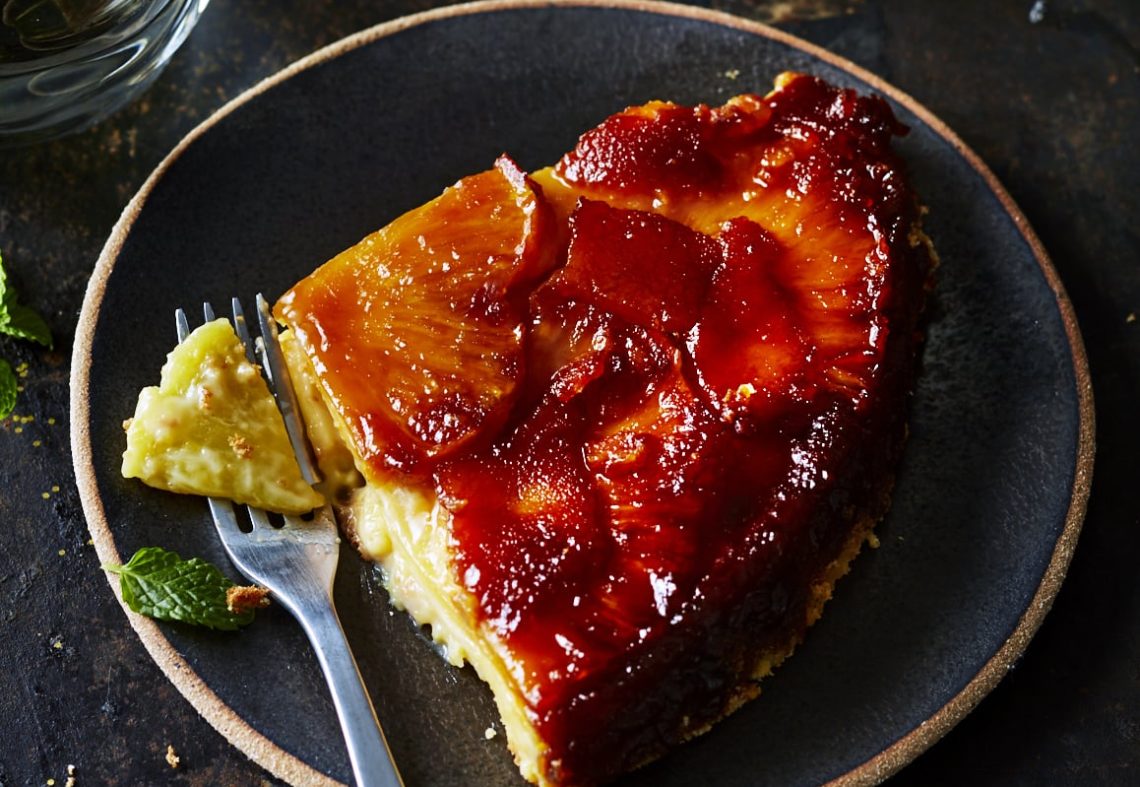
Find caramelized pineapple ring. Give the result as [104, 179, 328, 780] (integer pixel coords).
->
[276, 155, 555, 476]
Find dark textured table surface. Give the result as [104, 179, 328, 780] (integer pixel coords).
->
[1, 0, 1136, 785]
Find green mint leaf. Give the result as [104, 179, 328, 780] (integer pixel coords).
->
[0, 303, 53, 347]
[103, 546, 259, 630]
[0, 250, 53, 348]
[0, 359, 16, 420]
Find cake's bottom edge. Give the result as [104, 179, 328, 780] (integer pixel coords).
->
[681, 499, 884, 744]
[615, 489, 888, 783]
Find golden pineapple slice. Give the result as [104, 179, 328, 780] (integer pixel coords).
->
[121, 318, 324, 515]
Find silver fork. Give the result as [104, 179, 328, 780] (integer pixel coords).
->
[176, 294, 403, 787]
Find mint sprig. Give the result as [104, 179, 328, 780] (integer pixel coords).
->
[0, 249, 53, 420]
[0, 360, 15, 419]
[104, 546, 261, 630]
[0, 301, 53, 347]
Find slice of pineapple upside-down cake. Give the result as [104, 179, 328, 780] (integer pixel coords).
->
[271, 72, 934, 786]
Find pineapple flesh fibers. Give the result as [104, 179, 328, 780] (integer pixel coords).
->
[122, 318, 324, 515]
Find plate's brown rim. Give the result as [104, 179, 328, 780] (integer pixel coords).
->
[69, 1, 1095, 785]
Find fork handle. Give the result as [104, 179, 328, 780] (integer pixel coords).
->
[296, 603, 404, 787]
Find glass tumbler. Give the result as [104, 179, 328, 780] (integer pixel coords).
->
[0, 0, 208, 147]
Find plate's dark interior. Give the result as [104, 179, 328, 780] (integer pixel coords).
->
[84, 6, 1081, 786]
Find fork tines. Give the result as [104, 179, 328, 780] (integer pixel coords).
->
[177, 295, 317, 484]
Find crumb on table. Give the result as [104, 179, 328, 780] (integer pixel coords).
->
[226, 585, 271, 615]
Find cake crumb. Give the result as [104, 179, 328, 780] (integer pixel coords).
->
[866, 532, 881, 548]
[227, 585, 271, 615]
[65, 764, 76, 787]
[484, 726, 497, 740]
[229, 434, 253, 459]
[165, 744, 180, 769]
[1127, 312, 1136, 323]
[724, 68, 740, 80]
[197, 384, 214, 412]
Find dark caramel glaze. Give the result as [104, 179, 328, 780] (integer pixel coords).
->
[279, 73, 932, 786]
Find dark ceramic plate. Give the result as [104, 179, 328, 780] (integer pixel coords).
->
[72, 2, 1093, 785]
